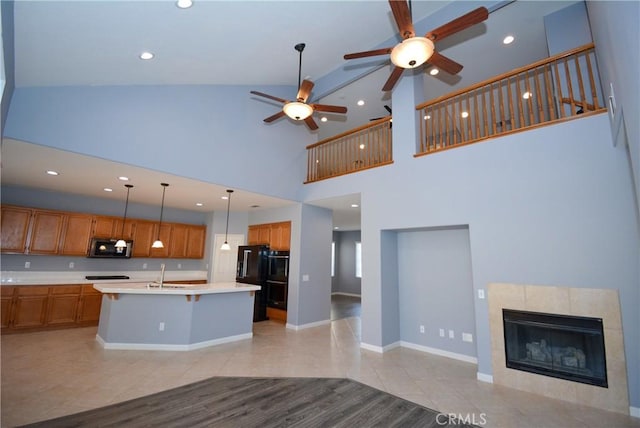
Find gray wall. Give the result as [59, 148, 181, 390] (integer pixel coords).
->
[398, 226, 475, 357]
[1, 0, 15, 132]
[331, 230, 361, 295]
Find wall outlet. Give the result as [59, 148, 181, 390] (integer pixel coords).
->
[68, 262, 75, 269]
[419, 325, 425, 333]
[478, 289, 485, 299]
[24, 261, 31, 269]
[462, 333, 473, 343]
[143, 263, 148, 269]
[177, 263, 182, 269]
[448, 329, 455, 339]
[302, 274, 310, 282]
[439, 328, 445, 337]
[159, 322, 165, 331]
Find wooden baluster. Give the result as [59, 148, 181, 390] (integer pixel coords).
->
[473, 89, 480, 141]
[429, 108, 436, 151]
[563, 58, 577, 116]
[534, 67, 545, 123]
[515, 73, 525, 126]
[543, 64, 557, 121]
[506, 77, 514, 131]
[498, 79, 506, 133]
[585, 49, 600, 109]
[465, 95, 472, 142]
[574, 53, 587, 112]
[482, 86, 488, 139]
[490, 83, 496, 136]
[444, 100, 450, 148]
[553, 61, 565, 119]
[525, 71, 535, 125]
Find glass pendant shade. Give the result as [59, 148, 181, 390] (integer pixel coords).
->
[220, 189, 234, 251]
[390, 37, 434, 69]
[283, 102, 313, 120]
[152, 183, 169, 249]
[115, 184, 133, 248]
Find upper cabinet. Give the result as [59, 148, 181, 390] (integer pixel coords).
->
[1, 206, 32, 253]
[1, 205, 207, 259]
[248, 221, 291, 251]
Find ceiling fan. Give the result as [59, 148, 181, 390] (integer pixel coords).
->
[370, 104, 392, 121]
[250, 43, 347, 131]
[344, 1, 489, 92]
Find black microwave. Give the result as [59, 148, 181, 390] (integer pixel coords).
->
[88, 238, 133, 258]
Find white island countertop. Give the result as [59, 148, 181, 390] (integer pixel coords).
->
[93, 281, 260, 296]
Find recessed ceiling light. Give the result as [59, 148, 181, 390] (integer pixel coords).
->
[176, 0, 193, 8]
[503, 35, 515, 45]
[196, 202, 203, 207]
[351, 204, 359, 208]
[139, 52, 154, 60]
[46, 170, 59, 176]
[522, 91, 532, 99]
[320, 117, 328, 122]
[461, 111, 469, 118]
[221, 195, 229, 200]
[357, 100, 365, 106]
[429, 68, 439, 76]
[118, 176, 129, 181]
[103, 188, 113, 192]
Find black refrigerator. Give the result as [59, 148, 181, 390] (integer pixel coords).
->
[236, 245, 269, 322]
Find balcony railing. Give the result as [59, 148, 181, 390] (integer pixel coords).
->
[416, 43, 605, 156]
[305, 117, 392, 183]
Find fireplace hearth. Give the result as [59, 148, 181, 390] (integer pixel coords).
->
[502, 309, 607, 387]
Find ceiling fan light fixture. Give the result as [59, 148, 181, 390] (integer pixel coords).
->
[390, 37, 434, 69]
[283, 101, 313, 121]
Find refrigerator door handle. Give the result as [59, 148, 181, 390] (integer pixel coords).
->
[242, 250, 250, 278]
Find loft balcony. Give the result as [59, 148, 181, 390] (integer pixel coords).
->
[306, 43, 605, 183]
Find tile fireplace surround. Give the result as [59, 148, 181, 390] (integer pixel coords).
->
[488, 283, 629, 414]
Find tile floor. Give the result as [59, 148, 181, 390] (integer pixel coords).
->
[1, 318, 639, 428]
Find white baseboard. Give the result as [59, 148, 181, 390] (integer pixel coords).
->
[286, 319, 331, 331]
[331, 292, 361, 298]
[95, 333, 252, 351]
[630, 406, 640, 418]
[399, 341, 478, 364]
[360, 341, 400, 353]
[477, 372, 494, 383]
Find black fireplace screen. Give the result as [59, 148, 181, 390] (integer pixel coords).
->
[502, 309, 607, 387]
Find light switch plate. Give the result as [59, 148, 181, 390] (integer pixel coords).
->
[302, 274, 309, 282]
[478, 289, 485, 299]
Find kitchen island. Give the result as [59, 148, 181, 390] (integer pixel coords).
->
[93, 282, 260, 351]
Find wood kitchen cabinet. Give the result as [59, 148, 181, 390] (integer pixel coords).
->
[149, 223, 172, 258]
[248, 221, 291, 250]
[11, 286, 49, 330]
[169, 223, 188, 258]
[59, 214, 93, 256]
[1, 206, 32, 253]
[131, 220, 155, 257]
[1, 287, 15, 328]
[186, 225, 206, 259]
[77, 285, 103, 325]
[92, 215, 134, 239]
[47, 285, 82, 327]
[27, 211, 65, 254]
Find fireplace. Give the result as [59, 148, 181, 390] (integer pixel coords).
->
[502, 309, 607, 387]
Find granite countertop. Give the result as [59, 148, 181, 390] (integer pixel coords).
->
[93, 282, 260, 296]
[1, 270, 208, 286]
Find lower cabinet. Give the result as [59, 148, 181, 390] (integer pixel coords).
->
[77, 285, 103, 325]
[47, 285, 82, 326]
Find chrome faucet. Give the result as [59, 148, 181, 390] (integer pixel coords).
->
[159, 263, 166, 288]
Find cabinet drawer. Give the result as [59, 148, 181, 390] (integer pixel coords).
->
[16, 286, 49, 296]
[50, 285, 82, 295]
[1, 286, 16, 297]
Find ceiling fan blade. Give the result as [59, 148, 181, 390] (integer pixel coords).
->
[304, 116, 318, 130]
[297, 79, 314, 103]
[427, 51, 463, 75]
[263, 111, 286, 123]
[311, 104, 347, 114]
[250, 90, 287, 104]
[384, 105, 392, 114]
[426, 7, 489, 42]
[382, 66, 405, 91]
[389, 0, 415, 39]
[344, 47, 393, 60]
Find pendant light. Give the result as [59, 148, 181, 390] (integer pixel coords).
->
[114, 184, 134, 248]
[151, 183, 169, 249]
[220, 189, 233, 251]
